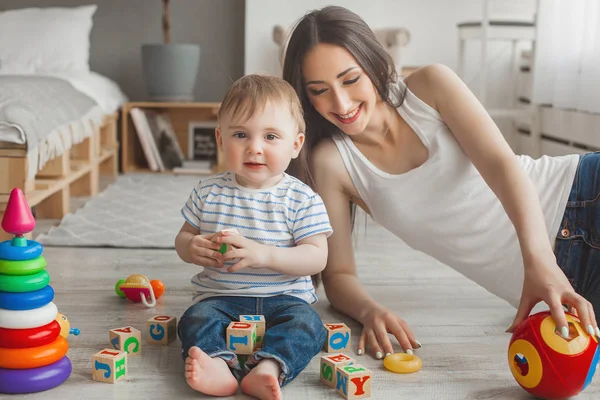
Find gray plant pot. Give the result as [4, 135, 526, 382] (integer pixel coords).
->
[141, 43, 201, 102]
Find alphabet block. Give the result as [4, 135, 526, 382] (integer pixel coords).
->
[147, 315, 177, 345]
[320, 353, 354, 388]
[92, 348, 127, 383]
[335, 364, 372, 399]
[226, 321, 257, 355]
[324, 323, 351, 352]
[214, 228, 240, 254]
[239, 314, 265, 347]
[109, 326, 142, 355]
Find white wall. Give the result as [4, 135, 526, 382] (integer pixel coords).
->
[245, 0, 536, 76]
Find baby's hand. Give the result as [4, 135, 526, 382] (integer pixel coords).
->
[187, 233, 225, 268]
[216, 231, 270, 272]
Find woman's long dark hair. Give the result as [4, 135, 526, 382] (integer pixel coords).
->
[283, 6, 406, 289]
[284, 5, 406, 188]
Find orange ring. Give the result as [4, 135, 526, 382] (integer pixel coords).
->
[0, 335, 68, 369]
[383, 352, 423, 373]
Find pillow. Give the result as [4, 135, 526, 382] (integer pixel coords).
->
[0, 5, 97, 74]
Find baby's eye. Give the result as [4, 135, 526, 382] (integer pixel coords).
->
[265, 133, 277, 140]
[234, 132, 247, 138]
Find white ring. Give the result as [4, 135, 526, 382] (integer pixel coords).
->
[0, 302, 58, 329]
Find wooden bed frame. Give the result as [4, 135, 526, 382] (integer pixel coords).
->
[0, 112, 119, 241]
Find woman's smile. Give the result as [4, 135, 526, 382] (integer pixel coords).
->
[333, 104, 362, 124]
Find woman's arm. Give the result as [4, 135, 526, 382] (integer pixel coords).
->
[312, 139, 420, 357]
[406, 64, 597, 334]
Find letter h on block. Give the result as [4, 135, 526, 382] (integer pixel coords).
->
[109, 326, 142, 355]
[239, 315, 265, 347]
[147, 315, 177, 345]
[324, 323, 351, 352]
[336, 364, 372, 399]
[320, 353, 354, 388]
[92, 349, 127, 383]
[226, 321, 257, 355]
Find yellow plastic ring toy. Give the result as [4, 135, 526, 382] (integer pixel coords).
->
[383, 353, 423, 374]
[0, 335, 68, 369]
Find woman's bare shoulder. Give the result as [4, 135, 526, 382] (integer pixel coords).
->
[311, 138, 353, 193]
[403, 63, 456, 111]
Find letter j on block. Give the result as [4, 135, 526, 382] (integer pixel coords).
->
[324, 323, 351, 353]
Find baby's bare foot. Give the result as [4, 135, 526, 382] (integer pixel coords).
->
[240, 358, 282, 400]
[184, 346, 238, 396]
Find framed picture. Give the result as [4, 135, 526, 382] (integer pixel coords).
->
[188, 121, 218, 164]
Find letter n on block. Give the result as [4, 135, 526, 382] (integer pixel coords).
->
[324, 323, 351, 352]
[335, 364, 372, 399]
[147, 315, 177, 345]
[92, 349, 127, 383]
[226, 321, 257, 355]
[109, 326, 142, 356]
[320, 353, 354, 388]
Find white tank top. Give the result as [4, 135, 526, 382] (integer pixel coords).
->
[332, 82, 579, 307]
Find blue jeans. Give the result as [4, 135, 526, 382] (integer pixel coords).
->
[555, 152, 600, 324]
[177, 295, 327, 386]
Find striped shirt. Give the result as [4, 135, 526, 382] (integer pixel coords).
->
[181, 172, 333, 304]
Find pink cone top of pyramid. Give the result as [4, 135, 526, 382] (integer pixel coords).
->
[1, 188, 35, 235]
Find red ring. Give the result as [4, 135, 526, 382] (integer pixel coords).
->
[0, 320, 61, 348]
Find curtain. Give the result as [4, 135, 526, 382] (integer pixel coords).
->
[532, 0, 600, 113]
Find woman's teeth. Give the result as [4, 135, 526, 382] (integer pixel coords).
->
[339, 107, 360, 119]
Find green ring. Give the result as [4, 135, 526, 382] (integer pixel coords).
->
[0, 270, 50, 293]
[115, 279, 126, 298]
[0, 256, 46, 276]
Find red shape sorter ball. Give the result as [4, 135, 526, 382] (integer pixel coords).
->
[508, 311, 600, 399]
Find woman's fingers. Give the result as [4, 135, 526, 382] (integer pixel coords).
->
[374, 324, 395, 357]
[563, 292, 597, 336]
[357, 330, 366, 356]
[366, 330, 383, 359]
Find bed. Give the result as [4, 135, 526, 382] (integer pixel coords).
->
[0, 5, 127, 241]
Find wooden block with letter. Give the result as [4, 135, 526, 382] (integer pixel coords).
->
[92, 348, 127, 383]
[320, 353, 354, 388]
[109, 326, 142, 355]
[335, 364, 372, 399]
[239, 314, 265, 347]
[146, 315, 177, 345]
[226, 321, 257, 355]
[213, 228, 239, 254]
[324, 323, 351, 352]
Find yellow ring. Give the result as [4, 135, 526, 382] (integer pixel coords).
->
[383, 353, 422, 373]
[540, 314, 590, 355]
[508, 339, 543, 389]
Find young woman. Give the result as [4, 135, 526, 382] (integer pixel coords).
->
[283, 5, 600, 360]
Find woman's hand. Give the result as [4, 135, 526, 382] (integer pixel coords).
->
[358, 304, 421, 359]
[186, 233, 225, 268]
[507, 255, 599, 338]
[217, 231, 270, 272]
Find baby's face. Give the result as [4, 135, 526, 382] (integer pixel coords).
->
[217, 101, 304, 189]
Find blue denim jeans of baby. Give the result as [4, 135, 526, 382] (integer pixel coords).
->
[177, 295, 327, 386]
[554, 152, 600, 324]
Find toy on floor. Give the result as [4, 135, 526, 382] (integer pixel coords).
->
[323, 322, 351, 352]
[109, 326, 142, 356]
[383, 352, 422, 374]
[508, 310, 600, 400]
[115, 274, 164, 307]
[226, 314, 265, 355]
[0, 188, 75, 394]
[92, 348, 127, 383]
[146, 315, 178, 345]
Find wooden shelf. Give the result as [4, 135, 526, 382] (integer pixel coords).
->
[121, 101, 222, 174]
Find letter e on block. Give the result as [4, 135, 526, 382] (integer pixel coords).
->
[226, 321, 257, 355]
[324, 323, 351, 352]
[109, 326, 142, 356]
[320, 353, 354, 388]
[335, 364, 372, 399]
[92, 349, 127, 383]
[147, 315, 177, 345]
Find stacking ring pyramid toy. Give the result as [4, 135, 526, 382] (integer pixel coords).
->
[0, 188, 78, 394]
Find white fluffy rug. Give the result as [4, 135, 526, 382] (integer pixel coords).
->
[37, 174, 200, 248]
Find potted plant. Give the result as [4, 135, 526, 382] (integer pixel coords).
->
[141, 0, 201, 101]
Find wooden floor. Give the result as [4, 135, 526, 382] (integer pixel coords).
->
[12, 200, 600, 399]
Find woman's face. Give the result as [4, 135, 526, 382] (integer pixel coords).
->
[302, 43, 379, 136]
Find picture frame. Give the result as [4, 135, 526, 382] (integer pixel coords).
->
[187, 120, 218, 164]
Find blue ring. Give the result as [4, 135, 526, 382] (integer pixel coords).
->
[0, 286, 54, 310]
[0, 240, 43, 261]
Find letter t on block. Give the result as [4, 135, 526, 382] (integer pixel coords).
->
[323, 323, 351, 352]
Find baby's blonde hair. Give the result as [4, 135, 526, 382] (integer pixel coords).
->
[218, 74, 306, 133]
